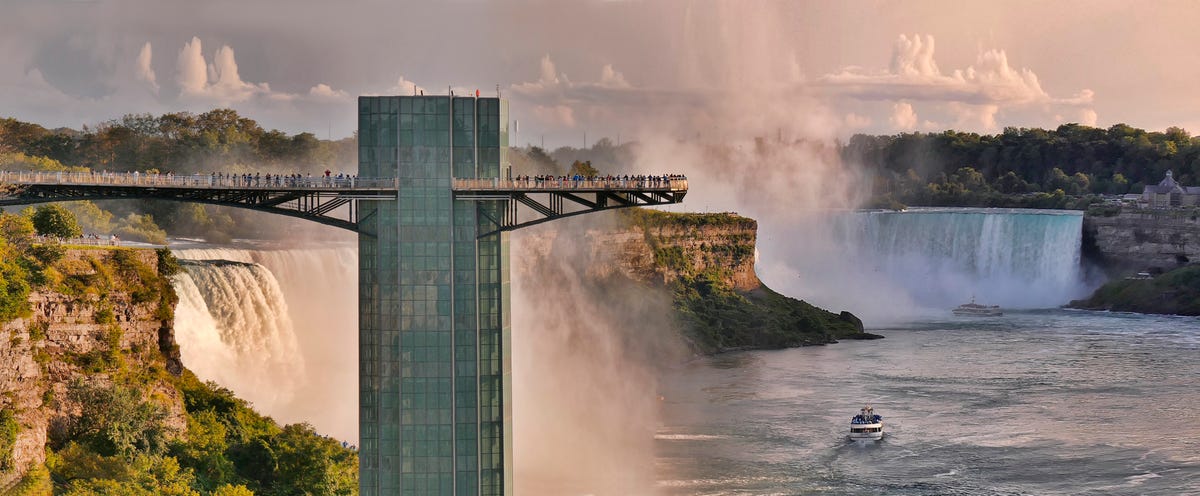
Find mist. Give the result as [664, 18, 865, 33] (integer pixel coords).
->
[511, 214, 690, 494]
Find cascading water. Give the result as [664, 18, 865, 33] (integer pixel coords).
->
[173, 260, 305, 411]
[758, 208, 1091, 322]
[172, 245, 358, 442]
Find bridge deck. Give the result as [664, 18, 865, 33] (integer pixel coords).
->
[0, 171, 689, 234]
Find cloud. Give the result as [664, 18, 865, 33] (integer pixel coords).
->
[890, 102, 917, 130]
[176, 37, 208, 97]
[386, 76, 425, 96]
[818, 34, 1092, 108]
[1079, 108, 1098, 126]
[177, 37, 270, 103]
[135, 42, 158, 92]
[175, 36, 346, 106]
[599, 64, 629, 89]
[307, 83, 348, 102]
[844, 112, 871, 129]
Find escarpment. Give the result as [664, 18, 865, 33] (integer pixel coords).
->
[0, 248, 184, 490]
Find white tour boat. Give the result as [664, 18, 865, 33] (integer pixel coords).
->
[849, 405, 884, 441]
[952, 297, 1003, 316]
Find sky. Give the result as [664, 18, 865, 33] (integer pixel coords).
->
[3, 0, 1200, 146]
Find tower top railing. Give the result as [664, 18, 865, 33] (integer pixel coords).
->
[453, 176, 688, 192]
[0, 170, 399, 190]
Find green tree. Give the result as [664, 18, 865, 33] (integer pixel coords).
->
[1110, 173, 1130, 194]
[65, 381, 171, 459]
[31, 204, 83, 238]
[272, 423, 358, 496]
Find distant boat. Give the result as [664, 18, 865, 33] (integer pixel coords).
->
[953, 297, 1003, 316]
[849, 405, 884, 441]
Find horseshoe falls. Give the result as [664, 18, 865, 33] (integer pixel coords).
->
[759, 208, 1092, 322]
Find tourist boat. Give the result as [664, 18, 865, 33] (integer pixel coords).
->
[849, 405, 884, 441]
[952, 297, 1003, 316]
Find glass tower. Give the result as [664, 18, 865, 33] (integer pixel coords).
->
[358, 96, 512, 495]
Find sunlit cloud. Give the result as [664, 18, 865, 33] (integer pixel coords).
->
[817, 34, 1092, 108]
[890, 102, 918, 130]
[135, 42, 158, 93]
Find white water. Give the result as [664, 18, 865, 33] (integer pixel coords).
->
[759, 208, 1093, 323]
[172, 245, 358, 442]
[165, 208, 1092, 449]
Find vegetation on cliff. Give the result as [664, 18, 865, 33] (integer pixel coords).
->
[0, 207, 357, 495]
[619, 209, 869, 353]
[1068, 265, 1200, 315]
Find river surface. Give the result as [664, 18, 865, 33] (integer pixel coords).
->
[654, 310, 1200, 495]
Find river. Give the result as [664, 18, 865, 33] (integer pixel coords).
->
[654, 309, 1200, 495]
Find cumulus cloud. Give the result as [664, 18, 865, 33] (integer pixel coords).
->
[819, 34, 1092, 108]
[135, 42, 158, 92]
[175, 36, 347, 106]
[177, 37, 270, 103]
[1079, 108, 1098, 126]
[890, 102, 917, 130]
[386, 76, 425, 96]
[599, 64, 629, 89]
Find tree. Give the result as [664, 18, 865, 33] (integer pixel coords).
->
[65, 381, 171, 459]
[31, 204, 82, 238]
[568, 160, 598, 177]
[1110, 173, 1130, 194]
[272, 423, 358, 496]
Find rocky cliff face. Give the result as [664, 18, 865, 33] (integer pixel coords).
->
[525, 212, 760, 292]
[0, 248, 184, 489]
[1084, 210, 1200, 271]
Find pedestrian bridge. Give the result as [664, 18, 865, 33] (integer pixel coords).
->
[0, 170, 687, 234]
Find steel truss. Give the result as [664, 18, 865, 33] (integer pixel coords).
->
[0, 183, 395, 232]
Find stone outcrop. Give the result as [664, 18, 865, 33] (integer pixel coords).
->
[1084, 209, 1200, 271]
[525, 214, 759, 292]
[0, 248, 185, 489]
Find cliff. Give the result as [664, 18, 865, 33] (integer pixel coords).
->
[0, 245, 358, 495]
[517, 209, 872, 355]
[1067, 265, 1200, 315]
[1083, 209, 1200, 272]
[0, 247, 185, 491]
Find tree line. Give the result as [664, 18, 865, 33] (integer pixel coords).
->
[845, 124, 1199, 207]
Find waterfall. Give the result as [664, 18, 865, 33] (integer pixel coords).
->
[757, 208, 1090, 322]
[172, 244, 358, 442]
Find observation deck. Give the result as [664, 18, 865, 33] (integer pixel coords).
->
[452, 176, 688, 234]
[0, 171, 688, 234]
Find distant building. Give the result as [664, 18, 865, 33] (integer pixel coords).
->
[1142, 171, 1200, 207]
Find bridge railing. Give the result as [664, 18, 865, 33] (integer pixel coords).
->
[0, 170, 399, 190]
[453, 177, 688, 192]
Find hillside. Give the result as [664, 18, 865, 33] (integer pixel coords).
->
[0, 217, 357, 496]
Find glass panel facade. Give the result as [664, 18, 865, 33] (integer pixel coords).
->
[359, 96, 511, 496]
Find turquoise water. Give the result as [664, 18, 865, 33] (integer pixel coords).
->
[655, 310, 1200, 495]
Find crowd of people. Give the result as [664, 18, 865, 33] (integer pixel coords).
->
[4, 169, 687, 191]
[507, 173, 687, 189]
[207, 170, 360, 188]
[34, 233, 121, 246]
[1, 169, 373, 189]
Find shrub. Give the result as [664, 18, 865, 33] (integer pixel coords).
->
[0, 409, 19, 472]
